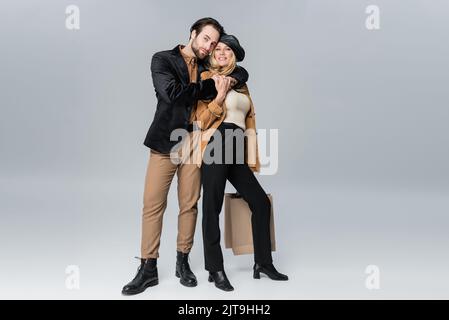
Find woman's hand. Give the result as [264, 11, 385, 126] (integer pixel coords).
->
[212, 75, 231, 106]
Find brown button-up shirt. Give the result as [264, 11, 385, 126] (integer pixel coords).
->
[179, 45, 198, 83]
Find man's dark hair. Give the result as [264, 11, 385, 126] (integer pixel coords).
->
[190, 17, 224, 39]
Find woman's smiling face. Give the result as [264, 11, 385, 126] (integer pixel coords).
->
[213, 42, 234, 67]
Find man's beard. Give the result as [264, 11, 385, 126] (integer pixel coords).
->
[192, 40, 207, 60]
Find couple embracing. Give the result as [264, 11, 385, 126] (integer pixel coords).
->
[122, 17, 287, 295]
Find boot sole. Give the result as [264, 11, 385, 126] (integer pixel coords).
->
[175, 270, 197, 287]
[121, 278, 159, 296]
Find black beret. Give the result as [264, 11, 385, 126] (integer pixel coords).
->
[219, 34, 245, 62]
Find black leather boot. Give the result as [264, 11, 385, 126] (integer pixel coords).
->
[253, 263, 288, 281]
[175, 251, 197, 287]
[122, 258, 158, 295]
[208, 270, 234, 291]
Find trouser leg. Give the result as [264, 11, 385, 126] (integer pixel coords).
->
[228, 164, 273, 265]
[176, 160, 201, 254]
[140, 150, 177, 259]
[201, 161, 228, 272]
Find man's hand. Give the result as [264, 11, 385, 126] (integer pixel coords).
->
[212, 75, 237, 88]
[226, 77, 238, 87]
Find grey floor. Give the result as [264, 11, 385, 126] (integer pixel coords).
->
[1, 175, 448, 300]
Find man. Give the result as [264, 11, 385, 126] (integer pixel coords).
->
[122, 17, 248, 295]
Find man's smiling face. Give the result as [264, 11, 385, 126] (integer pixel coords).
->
[191, 25, 220, 59]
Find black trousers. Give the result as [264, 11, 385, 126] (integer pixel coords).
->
[201, 122, 273, 272]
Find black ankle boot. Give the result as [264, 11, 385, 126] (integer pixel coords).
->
[253, 263, 288, 281]
[122, 258, 158, 295]
[176, 251, 197, 287]
[208, 270, 234, 291]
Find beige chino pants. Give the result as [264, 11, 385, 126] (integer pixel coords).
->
[140, 146, 201, 259]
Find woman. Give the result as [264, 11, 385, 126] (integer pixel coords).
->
[193, 34, 288, 291]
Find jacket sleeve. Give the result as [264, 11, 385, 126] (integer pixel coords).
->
[229, 65, 249, 89]
[195, 99, 224, 130]
[150, 53, 216, 105]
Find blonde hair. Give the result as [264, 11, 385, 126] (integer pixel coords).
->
[207, 45, 237, 76]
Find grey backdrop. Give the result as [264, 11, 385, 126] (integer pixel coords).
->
[1, 0, 448, 299]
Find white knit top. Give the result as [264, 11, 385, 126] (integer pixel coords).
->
[222, 89, 250, 130]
